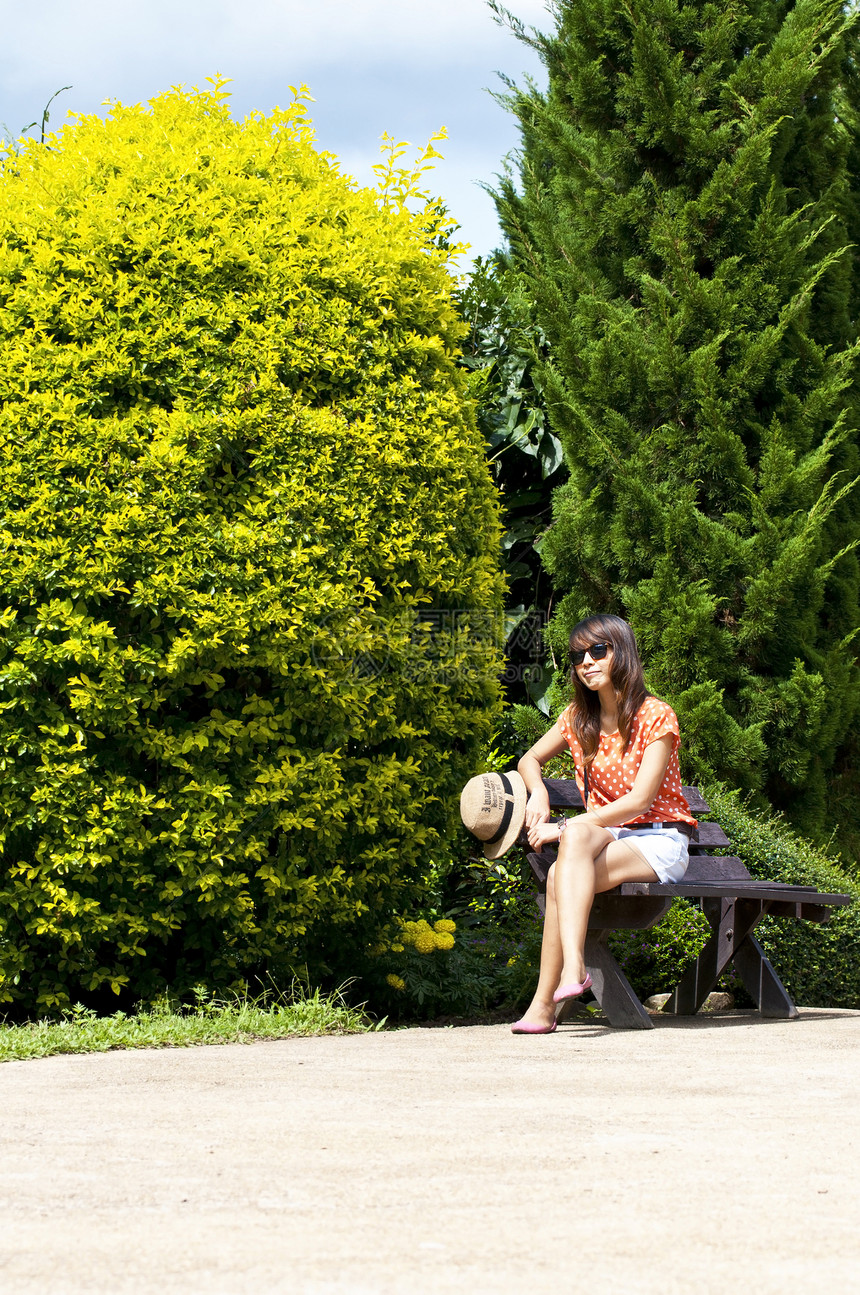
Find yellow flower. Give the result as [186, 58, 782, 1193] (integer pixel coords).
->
[397, 916, 455, 951]
[386, 974, 406, 990]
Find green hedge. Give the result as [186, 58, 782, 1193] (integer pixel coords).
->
[0, 85, 504, 1012]
[608, 900, 712, 1000]
[703, 786, 860, 1010]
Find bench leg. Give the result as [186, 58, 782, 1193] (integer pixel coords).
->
[731, 926, 799, 1019]
[584, 932, 654, 1030]
[664, 897, 799, 1019]
[665, 897, 739, 1015]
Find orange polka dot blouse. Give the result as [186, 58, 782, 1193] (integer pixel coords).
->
[557, 695, 697, 828]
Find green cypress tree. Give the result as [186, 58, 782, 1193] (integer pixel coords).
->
[493, 0, 860, 842]
[457, 256, 566, 711]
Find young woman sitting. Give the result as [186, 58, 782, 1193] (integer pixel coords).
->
[511, 614, 696, 1035]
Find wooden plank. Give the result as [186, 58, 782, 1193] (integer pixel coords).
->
[763, 900, 835, 921]
[541, 776, 710, 817]
[797, 903, 833, 924]
[664, 897, 743, 1015]
[617, 880, 837, 905]
[682, 786, 710, 814]
[684, 855, 751, 882]
[674, 877, 817, 889]
[543, 779, 584, 810]
[689, 821, 731, 850]
[588, 894, 673, 931]
[731, 918, 799, 1019]
[526, 850, 552, 888]
[585, 932, 654, 1030]
[798, 892, 852, 906]
[763, 900, 803, 920]
[655, 884, 823, 902]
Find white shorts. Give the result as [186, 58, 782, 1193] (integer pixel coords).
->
[605, 826, 689, 884]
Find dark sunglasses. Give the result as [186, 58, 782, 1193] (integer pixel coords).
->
[570, 642, 610, 666]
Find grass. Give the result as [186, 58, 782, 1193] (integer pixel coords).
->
[0, 985, 376, 1064]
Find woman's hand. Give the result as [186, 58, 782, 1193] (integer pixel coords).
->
[517, 724, 566, 848]
[526, 819, 561, 850]
[524, 787, 551, 830]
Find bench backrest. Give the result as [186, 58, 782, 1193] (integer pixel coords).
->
[541, 777, 751, 880]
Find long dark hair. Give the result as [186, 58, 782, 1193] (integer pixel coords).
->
[566, 614, 648, 770]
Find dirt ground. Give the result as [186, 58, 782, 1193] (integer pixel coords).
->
[0, 1008, 858, 1294]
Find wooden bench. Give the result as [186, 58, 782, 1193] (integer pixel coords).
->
[525, 779, 853, 1030]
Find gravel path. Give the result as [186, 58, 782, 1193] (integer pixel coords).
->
[0, 1008, 858, 1294]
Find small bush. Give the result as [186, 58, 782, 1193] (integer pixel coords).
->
[364, 912, 501, 1020]
[358, 837, 545, 1020]
[608, 900, 712, 999]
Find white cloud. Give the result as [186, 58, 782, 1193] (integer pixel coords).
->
[1, 0, 549, 256]
[2, 0, 550, 96]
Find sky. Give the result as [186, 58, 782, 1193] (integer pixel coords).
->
[0, 0, 549, 263]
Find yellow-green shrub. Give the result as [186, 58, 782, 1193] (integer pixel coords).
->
[374, 915, 499, 1017]
[0, 83, 504, 1012]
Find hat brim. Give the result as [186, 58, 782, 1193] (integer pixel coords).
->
[482, 770, 528, 859]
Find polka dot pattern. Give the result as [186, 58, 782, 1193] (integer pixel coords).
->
[557, 696, 697, 827]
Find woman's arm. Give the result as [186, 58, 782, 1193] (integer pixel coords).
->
[518, 724, 568, 835]
[581, 734, 674, 829]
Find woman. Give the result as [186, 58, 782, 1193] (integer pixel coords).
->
[511, 614, 696, 1034]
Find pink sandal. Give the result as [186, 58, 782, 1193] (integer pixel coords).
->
[552, 973, 593, 1004]
[510, 1019, 557, 1035]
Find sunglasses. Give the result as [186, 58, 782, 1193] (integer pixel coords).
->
[570, 642, 611, 666]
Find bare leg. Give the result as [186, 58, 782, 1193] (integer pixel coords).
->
[515, 864, 564, 1028]
[555, 827, 660, 987]
[554, 821, 615, 985]
[514, 831, 660, 1027]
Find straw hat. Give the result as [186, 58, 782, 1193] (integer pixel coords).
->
[459, 770, 528, 859]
